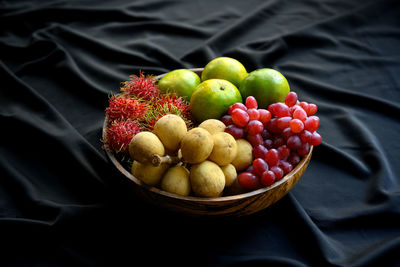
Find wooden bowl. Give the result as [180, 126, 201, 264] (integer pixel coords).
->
[103, 68, 313, 217]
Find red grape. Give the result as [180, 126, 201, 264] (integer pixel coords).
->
[304, 116, 320, 132]
[245, 96, 258, 109]
[247, 120, 264, 135]
[247, 108, 260, 121]
[282, 127, 294, 140]
[261, 129, 272, 140]
[300, 130, 312, 143]
[266, 118, 281, 134]
[264, 139, 274, 149]
[279, 161, 293, 175]
[273, 136, 285, 148]
[246, 165, 257, 176]
[253, 145, 268, 159]
[247, 133, 264, 147]
[298, 142, 310, 156]
[287, 135, 302, 150]
[307, 103, 318, 116]
[310, 131, 322, 146]
[290, 119, 304, 133]
[238, 172, 260, 189]
[288, 152, 301, 166]
[270, 166, 284, 180]
[265, 148, 279, 167]
[225, 124, 244, 139]
[261, 171, 276, 186]
[277, 116, 291, 130]
[253, 158, 269, 176]
[228, 103, 247, 115]
[277, 145, 290, 160]
[232, 109, 249, 127]
[285, 92, 298, 107]
[299, 101, 309, 114]
[293, 108, 307, 122]
[258, 109, 271, 124]
[274, 103, 291, 118]
[221, 115, 233, 126]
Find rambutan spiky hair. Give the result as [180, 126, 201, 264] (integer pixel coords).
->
[121, 71, 159, 100]
[103, 120, 141, 153]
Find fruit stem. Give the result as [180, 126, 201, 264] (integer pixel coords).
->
[151, 154, 181, 166]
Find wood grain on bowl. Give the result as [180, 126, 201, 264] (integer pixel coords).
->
[103, 68, 313, 217]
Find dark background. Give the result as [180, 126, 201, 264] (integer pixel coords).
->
[1, 0, 400, 266]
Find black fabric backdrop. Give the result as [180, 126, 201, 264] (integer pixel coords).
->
[1, 0, 400, 266]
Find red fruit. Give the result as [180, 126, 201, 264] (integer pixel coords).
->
[261, 129, 272, 140]
[282, 127, 294, 140]
[293, 108, 307, 122]
[258, 109, 271, 124]
[225, 124, 245, 139]
[266, 118, 281, 134]
[253, 145, 268, 159]
[121, 72, 159, 100]
[247, 134, 264, 147]
[268, 103, 277, 116]
[228, 103, 247, 115]
[103, 120, 141, 153]
[304, 116, 320, 132]
[270, 166, 284, 180]
[106, 95, 148, 121]
[279, 161, 293, 175]
[273, 136, 286, 148]
[287, 135, 302, 150]
[253, 158, 269, 176]
[261, 171, 276, 186]
[247, 120, 264, 135]
[221, 115, 234, 126]
[274, 103, 291, 117]
[288, 152, 301, 166]
[265, 148, 279, 167]
[277, 116, 291, 130]
[238, 172, 260, 189]
[277, 145, 290, 160]
[300, 130, 312, 143]
[247, 108, 260, 121]
[290, 119, 304, 133]
[310, 131, 322, 146]
[298, 142, 311, 156]
[245, 96, 258, 109]
[264, 139, 274, 149]
[232, 109, 250, 127]
[299, 101, 309, 114]
[285, 92, 298, 107]
[307, 103, 318, 116]
[246, 165, 257, 176]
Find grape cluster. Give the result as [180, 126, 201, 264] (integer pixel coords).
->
[222, 92, 322, 190]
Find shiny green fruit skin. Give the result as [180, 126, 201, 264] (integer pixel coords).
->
[239, 68, 290, 109]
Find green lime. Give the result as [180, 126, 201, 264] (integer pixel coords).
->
[158, 69, 201, 101]
[190, 79, 242, 123]
[239, 68, 290, 109]
[201, 57, 247, 88]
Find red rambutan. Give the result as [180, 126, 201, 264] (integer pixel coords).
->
[141, 93, 195, 131]
[121, 72, 160, 100]
[103, 120, 141, 153]
[105, 95, 148, 122]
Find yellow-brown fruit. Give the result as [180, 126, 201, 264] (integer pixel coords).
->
[129, 131, 165, 163]
[161, 166, 191, 196]
[198, 119, 226, 135]
[221, 164, 237, 187]
[208, 132, 237, 166]
[190, 161, 225, 197]
[180, 127, 214, 164]
[131, 160, 169, 186]
[154, 114, 187, 153]
[231, 139, 253, 171]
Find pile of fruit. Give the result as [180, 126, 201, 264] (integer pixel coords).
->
[103, 57, 322, 197]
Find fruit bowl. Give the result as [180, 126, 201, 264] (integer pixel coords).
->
[102, 68, 313, 217]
